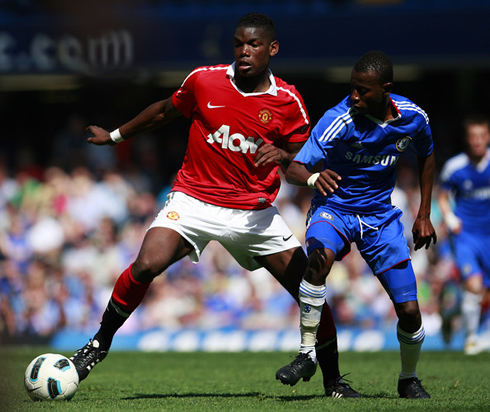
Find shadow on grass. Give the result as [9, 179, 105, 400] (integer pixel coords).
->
[358, 392, 397, 399]
[124, 392, 397, 401]
[123, 392, 324, 401]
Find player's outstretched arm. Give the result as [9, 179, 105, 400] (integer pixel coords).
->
[412, 152, 437, 250]
[87, 97, 182, 146]
[86, 125, 116, 146]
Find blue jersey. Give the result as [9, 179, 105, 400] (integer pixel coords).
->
[294, 94, 434, 214]
[439, 149, 490, 233]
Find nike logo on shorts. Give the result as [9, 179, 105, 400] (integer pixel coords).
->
[283, 234, 293, 242]
[207, 102, 226, 109]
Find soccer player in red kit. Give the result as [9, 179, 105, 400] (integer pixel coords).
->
[71, 12, 360, 398]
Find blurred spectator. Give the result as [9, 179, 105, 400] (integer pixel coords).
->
[0, 161, 18, 211]
[51, 114, 117, 173]
[20, 259, 66, 336]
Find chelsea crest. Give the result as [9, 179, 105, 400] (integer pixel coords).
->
[396, 136, 412, 152]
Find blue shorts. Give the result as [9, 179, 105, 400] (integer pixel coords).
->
[449, 230, 490, 287]
[306, 205, 411, 275]
[305, 205, 415, 302]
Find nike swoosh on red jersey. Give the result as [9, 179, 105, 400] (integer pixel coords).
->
[207, 102, 226, 109]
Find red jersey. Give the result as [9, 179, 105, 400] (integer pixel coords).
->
[171, 63, 310, 209]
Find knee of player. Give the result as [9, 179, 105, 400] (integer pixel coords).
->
[395, 300, 421, 324]
[132, 256, 163, 282]
[463, 275, 484, 295]
[306, 248, 334, 282]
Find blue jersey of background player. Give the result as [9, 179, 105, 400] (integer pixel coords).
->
[276, 50, 437, 399]
[438, 115, 490, 354]
[439, 130, 490, 235]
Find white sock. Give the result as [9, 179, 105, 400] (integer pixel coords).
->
[298, 279, 326, 362]
[299, 344, 317, 362]
[461, 290, 482, 342]
[397, 323, 425, 380]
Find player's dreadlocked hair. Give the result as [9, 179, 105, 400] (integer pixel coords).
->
[354, 50, 393, 85]
[237, 12, 276, 43]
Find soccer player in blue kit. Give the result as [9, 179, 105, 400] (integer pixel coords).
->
[438, 115, 490, 355]
[275, 50, 437, 398]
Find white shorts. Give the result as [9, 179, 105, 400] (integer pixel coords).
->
[148, 191, 301, 271]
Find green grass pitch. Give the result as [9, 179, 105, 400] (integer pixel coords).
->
[4, 348, 489, 411]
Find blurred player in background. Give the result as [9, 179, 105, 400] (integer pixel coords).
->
[70, 12, 360, 398]
[275, 50, 436, 399]
[438, 115, 490, 355]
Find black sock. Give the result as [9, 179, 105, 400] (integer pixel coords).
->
[316, 336, 340, 385]
[94, 299, 130, 351]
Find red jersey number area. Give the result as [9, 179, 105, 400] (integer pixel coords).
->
[171, 64, 310, 210]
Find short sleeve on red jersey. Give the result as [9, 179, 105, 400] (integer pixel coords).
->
[172, 68, 201, 118]
[275, 80, 310, 144]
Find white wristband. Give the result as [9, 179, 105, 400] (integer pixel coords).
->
[444, 212, 460, 232]
[110, 128, 124, 144]
[307, 173, 320, 189]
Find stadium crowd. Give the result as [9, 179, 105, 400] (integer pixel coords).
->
[0, 113, 484, 345]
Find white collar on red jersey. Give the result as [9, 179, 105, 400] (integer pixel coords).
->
[227, 63, 278, 96]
